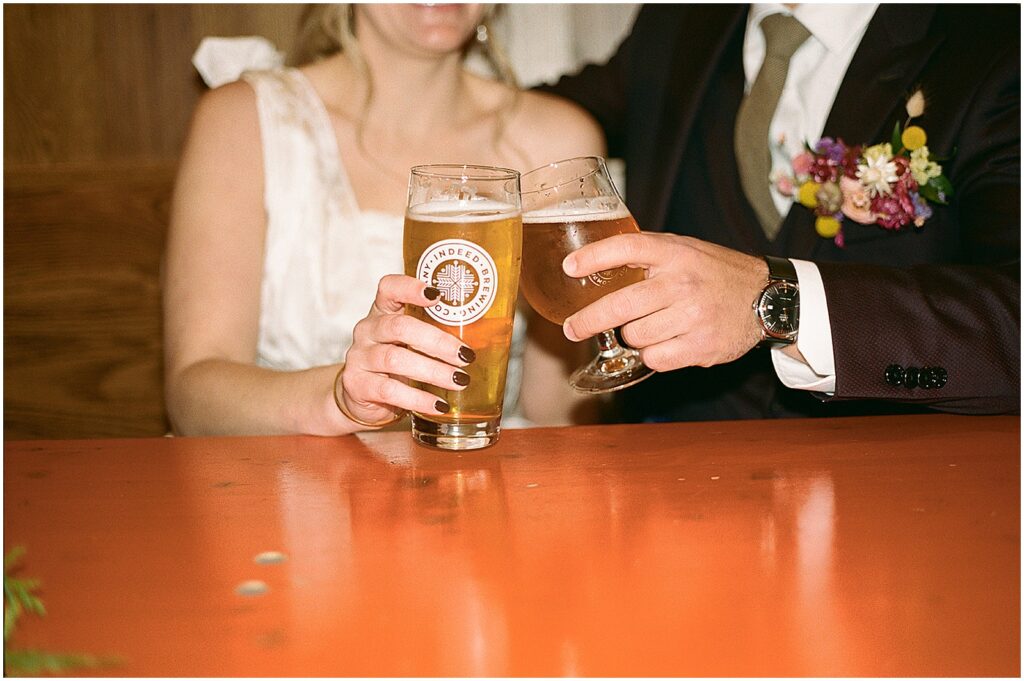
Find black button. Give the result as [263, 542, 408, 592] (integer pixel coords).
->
[904, 366, 920, 389]
[919, 368, 937, 389]
[931, 366, 948, 389]
[885, 364, 905, 386]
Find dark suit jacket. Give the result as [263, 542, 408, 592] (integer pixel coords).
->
[546, 3, 1020, 419]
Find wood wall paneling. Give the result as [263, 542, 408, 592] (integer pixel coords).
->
[3, 3, 304, 166]
[4, 164, 177, 439]
[5, 5, 304, 438]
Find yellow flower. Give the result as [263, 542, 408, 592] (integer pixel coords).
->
[815, 216, 841, 238]
[902, 125, 927, 151]
[863, 143, 893, 163]
[909, 146, 942, 184]
[798, 181, 820, 208]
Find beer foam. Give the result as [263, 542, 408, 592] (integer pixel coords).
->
[522, 201, 631, 224]
[408, 199, 520, 222]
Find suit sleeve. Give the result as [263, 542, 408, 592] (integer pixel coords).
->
[819, 45, 1020, 415]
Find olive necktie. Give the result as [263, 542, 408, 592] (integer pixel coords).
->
[734, 13, 811, 240]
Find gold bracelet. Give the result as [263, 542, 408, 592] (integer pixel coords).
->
[333, 363, 407, 428]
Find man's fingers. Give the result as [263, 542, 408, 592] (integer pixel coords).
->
[638, 334, 703, 373]
[563, 278, 664, 342]
[620, 305, 693, 349]
[562, 233, 658, 277]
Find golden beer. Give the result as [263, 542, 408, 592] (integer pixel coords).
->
[403, 195, 522, 450]
[520, 156, 653, 393]
[521, 208, 644, 324]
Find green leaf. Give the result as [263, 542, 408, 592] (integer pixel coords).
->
[4, 547, 26, 572]
[929, 174, 954, 199]
[3, 547, 122, 675]
[891, 121, 903, 152]
[918, 184, 941, 204]
[3, 649, 116, 677]
[4, 602, 19, 644]
[5, 577, 45, 616]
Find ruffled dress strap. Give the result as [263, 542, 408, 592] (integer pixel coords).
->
[192, 36, 284, 88]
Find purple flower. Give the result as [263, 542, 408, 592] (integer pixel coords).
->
[912, 192, 932, 227]
[814, 137, 848, 163]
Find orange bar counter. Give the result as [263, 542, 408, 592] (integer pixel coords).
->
[4, 414, 1020, 676]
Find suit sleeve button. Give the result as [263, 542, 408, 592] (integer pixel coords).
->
[932, 366, 948, 388]
[885, 364, 905, 386]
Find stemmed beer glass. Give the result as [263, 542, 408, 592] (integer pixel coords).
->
[520, 156, 654, 393]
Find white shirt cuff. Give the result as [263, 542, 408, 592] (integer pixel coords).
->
[770, 259, 836, 393]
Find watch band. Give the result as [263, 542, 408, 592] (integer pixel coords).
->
[764, 255, 798, 283]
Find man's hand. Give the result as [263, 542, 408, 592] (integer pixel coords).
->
[562, 233, 768, 371]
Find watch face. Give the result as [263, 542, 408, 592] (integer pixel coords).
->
[758, 282, 800, 338]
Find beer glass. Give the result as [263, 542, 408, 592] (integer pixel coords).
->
[520, 156, 653, 393]
[403, 164, 522, 450]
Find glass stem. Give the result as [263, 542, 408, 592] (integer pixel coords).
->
[596, 329, 624, 358]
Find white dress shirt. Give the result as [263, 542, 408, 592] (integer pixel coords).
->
[742, 3, 878, 393]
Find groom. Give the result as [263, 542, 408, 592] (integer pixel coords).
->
[545, 4, 1020, 421]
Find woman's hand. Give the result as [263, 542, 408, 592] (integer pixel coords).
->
[336, 274, 475, 426]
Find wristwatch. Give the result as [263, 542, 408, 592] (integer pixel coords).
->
[753, 256, 800, 347]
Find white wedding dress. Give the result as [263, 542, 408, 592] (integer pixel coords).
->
[193, 42, 526, 423]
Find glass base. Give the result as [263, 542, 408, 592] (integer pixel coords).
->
[411, 414, 501, 450]
[570, 345, 655, 394]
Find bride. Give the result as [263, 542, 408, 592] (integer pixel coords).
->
[163, 4, 605, 435]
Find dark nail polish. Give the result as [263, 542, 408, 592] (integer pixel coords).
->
[434, 400, 450, 414]
[453, 370, 471, 387]
[458, 346, 476, 363]
[424, 286, 440, 301]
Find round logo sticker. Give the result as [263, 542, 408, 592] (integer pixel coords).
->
[416, 238, 499, 326]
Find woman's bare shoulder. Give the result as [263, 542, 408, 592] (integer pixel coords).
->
[507, 88, 606, 166]
[176, 79, 263, 212]
[187, 79, 261, 151]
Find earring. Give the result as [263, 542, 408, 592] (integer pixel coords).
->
[476, 23, 488, 43]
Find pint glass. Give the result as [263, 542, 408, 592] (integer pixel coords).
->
[403, 165, 522, 450]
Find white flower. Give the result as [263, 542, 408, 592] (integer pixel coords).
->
[856, 146, 899, 197]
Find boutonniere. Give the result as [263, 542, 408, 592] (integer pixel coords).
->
[773, 89, 954, 247]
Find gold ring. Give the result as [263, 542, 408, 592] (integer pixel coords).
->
[333, 363, 407, 428]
